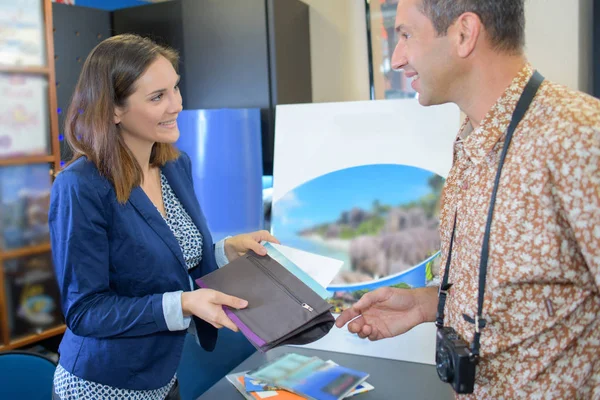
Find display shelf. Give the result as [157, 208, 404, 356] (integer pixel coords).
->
[0, 325, 66, 351]
[0, 66, 50, 75]
[0, 155, 55, 167]
[0, 1, 60, 353]
[0, 243, 52, 260]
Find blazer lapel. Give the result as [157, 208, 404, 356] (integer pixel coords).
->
[162, 161, 218, 275]
[128, 185, 188, 271]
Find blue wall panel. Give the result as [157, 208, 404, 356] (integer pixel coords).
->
[176, 109, 263, 242]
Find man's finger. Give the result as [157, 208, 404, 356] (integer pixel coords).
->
[368, 326, 380, 341]
[348, 316, 366, 334]
[352, 291, 376, 312]
[214, 292, 248, 309]
[336, 293, 376, 328]
[358, 324, 372, 339]
[335, 306, 361, 328]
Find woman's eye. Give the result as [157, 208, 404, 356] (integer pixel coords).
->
[151, 94, 163, 102]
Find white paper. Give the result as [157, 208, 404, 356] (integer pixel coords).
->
[267, 242, 343, 290]
[255, 391, 278, 399]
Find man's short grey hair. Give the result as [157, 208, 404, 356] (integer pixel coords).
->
[419, 0, 525, 54]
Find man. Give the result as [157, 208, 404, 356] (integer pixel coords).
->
[335, 0, 600, 398]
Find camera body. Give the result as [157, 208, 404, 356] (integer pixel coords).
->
[435, 326, 477, 394]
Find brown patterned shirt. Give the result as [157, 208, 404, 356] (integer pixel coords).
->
[439, 65, 600, 399]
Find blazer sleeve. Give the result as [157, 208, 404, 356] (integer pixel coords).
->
[49, 170, 169, 338]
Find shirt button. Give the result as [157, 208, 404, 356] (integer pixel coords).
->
[461, 181, 469, 190]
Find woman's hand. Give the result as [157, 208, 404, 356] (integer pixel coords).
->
[224, 230, 280, 262]
[181, 288, 247, 331]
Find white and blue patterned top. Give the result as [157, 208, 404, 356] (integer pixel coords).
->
[54, 172, 229, 400]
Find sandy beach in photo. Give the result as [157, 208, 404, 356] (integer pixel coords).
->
[300, 233, 351, 252]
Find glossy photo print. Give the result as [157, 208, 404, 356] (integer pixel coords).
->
[0, 164, 52, 250]
[271, 164, 443, 311]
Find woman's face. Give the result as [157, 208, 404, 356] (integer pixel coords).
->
[114, 55, 183, 148]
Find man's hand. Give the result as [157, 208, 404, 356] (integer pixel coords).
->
[335, 286, 438, 341]
[224, 230, 280, 262]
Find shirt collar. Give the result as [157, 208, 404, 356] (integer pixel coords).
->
[458, 64, 535, 164]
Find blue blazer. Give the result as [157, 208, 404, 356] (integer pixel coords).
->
[49, 152, 218, 390]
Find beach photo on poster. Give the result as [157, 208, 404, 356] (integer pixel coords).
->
[271, 164, 443, 311]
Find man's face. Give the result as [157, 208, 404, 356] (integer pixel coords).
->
[391, 0, 456, 106]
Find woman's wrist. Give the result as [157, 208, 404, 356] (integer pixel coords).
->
[224, 237, 238, 261]
[181, 291, 191, 317]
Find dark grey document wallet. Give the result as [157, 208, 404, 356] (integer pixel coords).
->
[195, 251, 335, 352]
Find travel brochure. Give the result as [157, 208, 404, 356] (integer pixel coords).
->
[0, 0, 46, 67]
[226, 352, 373, 400]
[0, 73, 50, 158]
[3, 252, 62, 340]
[0, 164, 51, 250]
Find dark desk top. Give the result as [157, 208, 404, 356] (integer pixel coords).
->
[197, 345, 454, 399]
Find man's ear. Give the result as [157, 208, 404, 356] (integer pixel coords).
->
[452, 12, 482, 58]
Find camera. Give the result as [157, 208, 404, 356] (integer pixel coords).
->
[435, 326, 477, 394]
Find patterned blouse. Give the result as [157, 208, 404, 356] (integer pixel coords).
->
[438, 65, 600, 399]
[54, 172, 203, 400]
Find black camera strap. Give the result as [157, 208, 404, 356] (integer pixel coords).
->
[435, 71, 545, 359]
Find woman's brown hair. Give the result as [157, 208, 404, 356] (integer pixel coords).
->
[64, 34, 180, 203]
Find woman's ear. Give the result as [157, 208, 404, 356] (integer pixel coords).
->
[114, 106, 124, 125]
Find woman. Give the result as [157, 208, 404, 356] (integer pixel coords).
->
[49, 34, 278, 399]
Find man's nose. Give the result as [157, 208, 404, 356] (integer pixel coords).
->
[391, 41, 407, 70]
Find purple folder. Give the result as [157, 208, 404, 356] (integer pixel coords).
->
[196, 251, 334, 352]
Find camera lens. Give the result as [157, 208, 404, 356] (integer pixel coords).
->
[436, 344, 455, 383]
